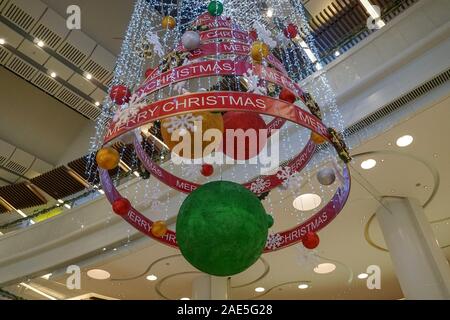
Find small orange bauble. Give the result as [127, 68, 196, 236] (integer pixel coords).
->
[151, 221, 168, 238]
[250, 41, 269, 63]
[162, 16, 176, 30]
[311, 132, 326, 145]
[96, 147, 120, 170]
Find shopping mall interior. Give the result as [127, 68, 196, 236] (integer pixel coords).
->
[0, 0, 449, 301]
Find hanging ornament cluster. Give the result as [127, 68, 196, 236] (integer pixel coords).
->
[95, 9, 352, 277]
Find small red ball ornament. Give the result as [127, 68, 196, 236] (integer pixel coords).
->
[112, 198, 131, 216]
[201, 164, 214, 177]
[249, 30, 258, 41]
[302, 232, 320, 249]
[144, 68, 155, 79]
[284, 23, 298, 39]
[279, 88, 297, 103]
[110, 85, 131, 105]
[221, 112, 267, 160]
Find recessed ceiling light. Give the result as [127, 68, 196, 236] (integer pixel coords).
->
[87, 269, 110, 280]
[36, 40, 45, 47]
[334, 50, 341, 57]
[396, 135, 413, 147]
[50, 72, 57, 78]
[57, 199, 64, 204]
[64, 203, 71, 209]
[266, 8, 273, 17]
[0, 38, 5, 45]
[180, 297, 190, 300]
[313, 263, 336, 274]
[17, 210, 27, 218]
[86, 73, 93, 80]
[255, 287, 265, 293]
[315, 62, 323, 71]
[358, 273, 369, 279]
[361, 159, 377, 170]
[98, 189, 105, 195]
[133, 171, 140, 177]
[95, 101, 101, 107]
[298, 284, 309, 289]
[41, 273, 52, 280]
[293, 193, 322, 211]
[146, 274, 158, 281]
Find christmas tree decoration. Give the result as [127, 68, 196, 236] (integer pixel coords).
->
[162, 16, 176, 30]
[96, 147, 120, 170]
[250, 41, 269, 63]
[151, 221, 168, 238]
[161, 112, 224, 159]
[284, 23, 298, 39]
[317, 168, 336, 186]
[279, 88, 297, 103]
[207, 1, 224, 16]
[181, 31, 201, 51]
[200, 164, 214, 177]
[266, 214, 274, 228]
[302, 232, 320, 249]
[176, 181, 269, 276]
[112, 198, 131, 216]
[221, 112, 267, 160]
[110, 85, 131, 105]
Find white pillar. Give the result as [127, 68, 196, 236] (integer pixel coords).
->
[376, 197, 450, 299]
[192, 275, 229, 300]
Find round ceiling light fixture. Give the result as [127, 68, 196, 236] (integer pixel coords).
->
[87, 269, 111, 280]
[298, 284, 309, 289]
[146, 274, 158, 281]
[293, 194, 322, 211]
[361, 159, 377, 170]
[396, 135, 413, 147]
[313, 263, 336, 274]
[357, 273, 369, 279]
[180, 297, 190, 300]
[255, 287, 265, 293]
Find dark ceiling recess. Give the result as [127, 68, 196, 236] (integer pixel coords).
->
[0, 183, 47, 213]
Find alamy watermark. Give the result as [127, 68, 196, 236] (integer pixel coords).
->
[66, 5, 81, 30]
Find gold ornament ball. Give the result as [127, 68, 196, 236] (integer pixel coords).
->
[311, 132, 327, 145]
[161, 111, 224, 159]
[162, 16, 176, 30]
[151, 221, 168, 238]
[96, 147, 120, 170]
[250, 41, 270, 63]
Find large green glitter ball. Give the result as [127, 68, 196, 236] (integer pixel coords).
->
[207, 1, 224, 16]
[176, 181, 269, 276]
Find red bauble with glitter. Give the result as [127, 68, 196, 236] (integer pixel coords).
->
[302, 232, 320, 249]
[221, 112, 267, 160]
[284, 23, 298, 39]
[110, 85, 131, 105]
[201, 164, 214, 177]
[279, 88, 297, 103]
[249, 30, 258, 41]
[112, 198, 131, 216]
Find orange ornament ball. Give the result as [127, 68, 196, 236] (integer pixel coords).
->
[311, 132, 326, 145]
[162, 16, 176, 30]
[96, 147, 120, 170]
[151, 221, 168, 238]
[250, 41, 269, 63]
[161, 112, 224, 159]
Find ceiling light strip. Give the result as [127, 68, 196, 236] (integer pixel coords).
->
[20, 283, 57, 300]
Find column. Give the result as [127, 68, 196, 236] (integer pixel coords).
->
[376, 197, 450, 299]
[192, 275, 229, 300]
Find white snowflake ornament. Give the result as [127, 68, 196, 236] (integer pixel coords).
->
[266, 233, 283, 250]
[250, 178, 270, 194]
[252, 21, 277, 49]
[243, 69, 267, 95]
[146, 31, 164, 58]
[162, 113, 203, 135]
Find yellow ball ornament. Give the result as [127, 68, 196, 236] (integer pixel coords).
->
[311, 132, 326, 145]
[161, 111, 224, 159]
[250, 41, 270, 63]
[151, 221, 168, 238]
[162, 16, 176, 30]
[96, 147, 120, 170]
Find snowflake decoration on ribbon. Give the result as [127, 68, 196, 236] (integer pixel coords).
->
[250, 178, 270, 194]
[113, 104, 141, 128]
[162, 113, 203, 135]
[276, 166, 293, 188]
[146, 30, 164, 58]
[266, 233, 284, 250]
[252, 21, 277, 49]
[243, 69, 267, 95]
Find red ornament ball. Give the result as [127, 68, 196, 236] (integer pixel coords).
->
[144, 68, 155, 79]
[112, 198, 131, 216]
[110, 85, 131, 105]
[201, 164, 214, 177]
[221, 112, 267, 160]
[302, 232, 320, 249]
[249, 30, 258, 41]
[284, 23, 298, 39]
[279, 88, 297, 103]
